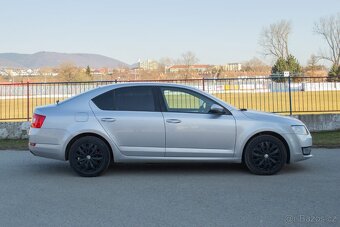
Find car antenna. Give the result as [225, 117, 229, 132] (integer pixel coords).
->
[56, 100, 59, 105]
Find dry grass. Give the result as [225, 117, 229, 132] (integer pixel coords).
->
[311, 130, 340, 147]
[0, 97, 60, 120]
[214, 90, 340, 114]
[0, 90, 340, 120]
[0, 139, 28, 150]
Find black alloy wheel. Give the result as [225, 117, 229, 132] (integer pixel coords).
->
[69, 136, 110, 177]
[244, 135, 287, 175]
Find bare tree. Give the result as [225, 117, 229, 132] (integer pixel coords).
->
[242, 57, 271, 72]
[159, 57, 175, 73]
[314, 13, 340, 67]
[58, 62, 90, 82]
[307, 54, 319, 68]
[159, 57, 174, 67]
[259, 20, 291, 59]
[181, 51, 199, 67]
[305, 54, 327, 76]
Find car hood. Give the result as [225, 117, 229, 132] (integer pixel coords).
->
[241, 110, 303, 125]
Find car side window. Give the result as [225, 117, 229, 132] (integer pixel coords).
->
[114, 86, 156, 111]
[92, 86, 156, 112]
[161, 87, 216, 114]
[92, 90, 114, 111]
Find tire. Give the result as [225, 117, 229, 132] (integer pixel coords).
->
[244, 135, 287, 175]
[69, 136, 110, 177]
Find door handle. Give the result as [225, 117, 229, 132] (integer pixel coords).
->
[101, 118, 116, 122]
[166, 119, 181, 124]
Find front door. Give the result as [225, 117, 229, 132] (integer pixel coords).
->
[160, 87, 236, 157]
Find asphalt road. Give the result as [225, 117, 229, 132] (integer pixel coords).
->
[0, 149, 339, 227]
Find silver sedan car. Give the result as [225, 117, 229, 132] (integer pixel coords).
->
[29, 83, 312, 177]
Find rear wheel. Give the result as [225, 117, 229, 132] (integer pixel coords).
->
[69, 136, 110, 177]
[244, 135, 287, 175]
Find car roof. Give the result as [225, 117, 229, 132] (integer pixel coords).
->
[101, 82, 196, 89]
[60, 82, 237, 111]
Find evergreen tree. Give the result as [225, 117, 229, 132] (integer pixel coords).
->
[272, 55, 301, 75]
[271, 57, 287, 75]
[86, 65, 91, 76]
[286, 55, 302, 74]
[271, 55, 302, 82]
[328, 64, 340, 81]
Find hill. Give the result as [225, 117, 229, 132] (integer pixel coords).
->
[0, 51, 128, 68]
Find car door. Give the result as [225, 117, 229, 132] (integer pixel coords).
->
[90, 86, 165, 157]
[159, 86, 236, 157]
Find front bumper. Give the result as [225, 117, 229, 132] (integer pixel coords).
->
[286, 132, 313, 163]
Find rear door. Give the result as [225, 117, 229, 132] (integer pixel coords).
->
[159, 86, 236, 157]
[90, 86, 165, 157]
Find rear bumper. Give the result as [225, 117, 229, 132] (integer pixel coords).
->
[29, 127, 69, 161]
[29, 143, 65, 161]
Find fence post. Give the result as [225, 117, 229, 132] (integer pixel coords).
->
[26, 81, 30, 121]
[202, 78, 205, 91]
[288, 75, 292, 115]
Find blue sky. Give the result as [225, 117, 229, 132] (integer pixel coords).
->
[0, 0, 339, 65]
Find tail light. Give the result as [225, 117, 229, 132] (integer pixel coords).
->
[31, 114, 46, 128]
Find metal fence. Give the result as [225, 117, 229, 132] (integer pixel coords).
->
[0, 76, 340, 121]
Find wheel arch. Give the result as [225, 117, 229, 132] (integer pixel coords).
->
[241, 131, 290, 164]
[65, 132, 114, 162]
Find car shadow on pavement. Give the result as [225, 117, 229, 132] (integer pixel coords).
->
[27, 161, 72, 176]
[25, 161, 247, 177]
[107, 163, 250, 176]
[282, 163, 310, 174]
[26, 160, 310, 177]
[106, 162, 310, 176]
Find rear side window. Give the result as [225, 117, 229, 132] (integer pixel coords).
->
[92, 90, 114, 110]
[92, 86, 156, 112]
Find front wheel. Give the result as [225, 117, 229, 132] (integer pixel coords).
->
[69, 136, 110, 177]
[244, 135, 287, 175]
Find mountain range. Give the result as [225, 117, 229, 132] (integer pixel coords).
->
[0, 51, 128, 68]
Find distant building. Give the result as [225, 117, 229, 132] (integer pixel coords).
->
[0, 69, 9, 76]
[41, 72, 58, 77]
[1, 68, 41, 77]
[91, 69, 104, 76]
[134, 59, 159, 71]
[224, 63, 242, 71]
[90, 68, 108, 76]
[168, 65, 211, 73]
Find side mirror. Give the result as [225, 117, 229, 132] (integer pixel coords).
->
[210, 104, 225, 114]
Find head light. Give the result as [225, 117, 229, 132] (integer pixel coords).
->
[291, 125, 309, 135]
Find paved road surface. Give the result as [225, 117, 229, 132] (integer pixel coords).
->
[0, 149, 339, 227]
